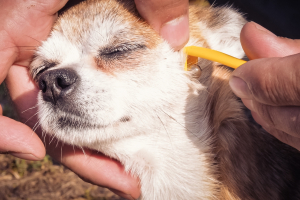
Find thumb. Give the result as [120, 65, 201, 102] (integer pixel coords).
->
[240, 21, 300, 59]
[230, 55, 300, 106]
[0, 115, 45, 160]
[0, 0, 69, 69]
[229, 22, 300, 106]
[134, 0, 189, 50]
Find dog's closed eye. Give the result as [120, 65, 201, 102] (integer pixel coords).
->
[100, 43, 146, 60]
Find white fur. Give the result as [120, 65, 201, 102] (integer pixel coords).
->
[31, 3, 246, 199]
[197, 8, 245, 59]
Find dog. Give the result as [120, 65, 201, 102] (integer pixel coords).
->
[29, 0, 300, 199]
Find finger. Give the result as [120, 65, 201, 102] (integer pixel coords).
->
[0, 105, 2, 115]
[240, 22, 300, 59]
[230, 53, 300, 106]
[135, 0, 189, 50]
[5, 65, 40, 126]
[230, 22, 300, 106]
[263, 125, 300, 152]
[243, 99, 300, 138]
[0, 0, 69, 68]
[30, 0, 70, 15]
[0, 115, 45, 160]
[0, 35, 17, 83]
[3, 65, 45, 160]
[48, 145, 140, 200]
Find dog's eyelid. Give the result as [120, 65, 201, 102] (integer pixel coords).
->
[43, 61, 57, 68]
[100, 43, 146, 56]
[32, 61, 57, 80]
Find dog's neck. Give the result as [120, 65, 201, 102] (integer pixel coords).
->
[90, 61, 221, 199]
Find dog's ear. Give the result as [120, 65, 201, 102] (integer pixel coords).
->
[196, 7, 246, 59]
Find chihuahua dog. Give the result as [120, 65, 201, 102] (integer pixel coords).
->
[30, 0, 300, 199]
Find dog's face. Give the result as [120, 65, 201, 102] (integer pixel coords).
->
[30, 0, 198, 147]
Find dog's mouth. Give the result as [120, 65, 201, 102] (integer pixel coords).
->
[56, 116, 131, 130]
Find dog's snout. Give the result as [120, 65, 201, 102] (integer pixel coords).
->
[38, 68, 78, 104]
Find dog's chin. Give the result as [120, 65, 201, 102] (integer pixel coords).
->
[40, 112, 133, 146]
[56, 115, 130, 130]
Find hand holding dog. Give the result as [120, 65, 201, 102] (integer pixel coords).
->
[135, 0, 189, 50]
[230, 22, 300, 151]
[0, 0, 65, 161]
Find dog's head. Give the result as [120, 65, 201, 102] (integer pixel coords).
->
[30, 0, 200, 147]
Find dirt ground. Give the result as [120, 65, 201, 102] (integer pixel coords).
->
[0, 154, 124, 200]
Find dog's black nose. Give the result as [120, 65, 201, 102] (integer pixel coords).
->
[38, 68, 78, 105]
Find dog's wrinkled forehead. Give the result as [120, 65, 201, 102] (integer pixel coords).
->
[55, 0, 142, 44]
[44, 1, 156, 55]
[31, 0, 160, 78]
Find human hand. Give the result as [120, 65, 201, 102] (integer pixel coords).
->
[2, 1, 139, 199]
[0, 0, 60, 160]
[229, 22, 300, 150]
[135, 0, 189, 50]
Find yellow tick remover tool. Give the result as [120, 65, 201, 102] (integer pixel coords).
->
[184, 46, 247, 71]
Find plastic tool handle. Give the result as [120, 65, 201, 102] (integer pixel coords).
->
[184, 46, 247, 70]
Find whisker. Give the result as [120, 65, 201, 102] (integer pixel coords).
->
[19, 49, 36, 52]
[49, 134, 56, 145]
[24, 110, 41, 124]
[156, 114, 174, 150]
[30, 120, 39, 134]
[72, 145, 76, 154]
[55, 138, 61, 148]
[160, 109, 201, 140]
[80, 146, 87, 158]
[28, 120, 42, 144]
[2, 45, 38, 50]
[17, 46, 37, 48]
[21, 104, 40, 114]
[1, 46, 37, 54]
[25, 35, 42, 44]
[42, 130, 47, 146]
[32, 121, 41, 132]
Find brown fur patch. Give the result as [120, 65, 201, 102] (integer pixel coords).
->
[205, 65, 300, 199]
[54, 0, 160, 75]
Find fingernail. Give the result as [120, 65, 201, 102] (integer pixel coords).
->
[160, 15, 189, 50]
[252, 22, 276, 36]
[229, 77, 251, 98]
[10, 152, 41, 161]
[110, 189, 136, 200]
